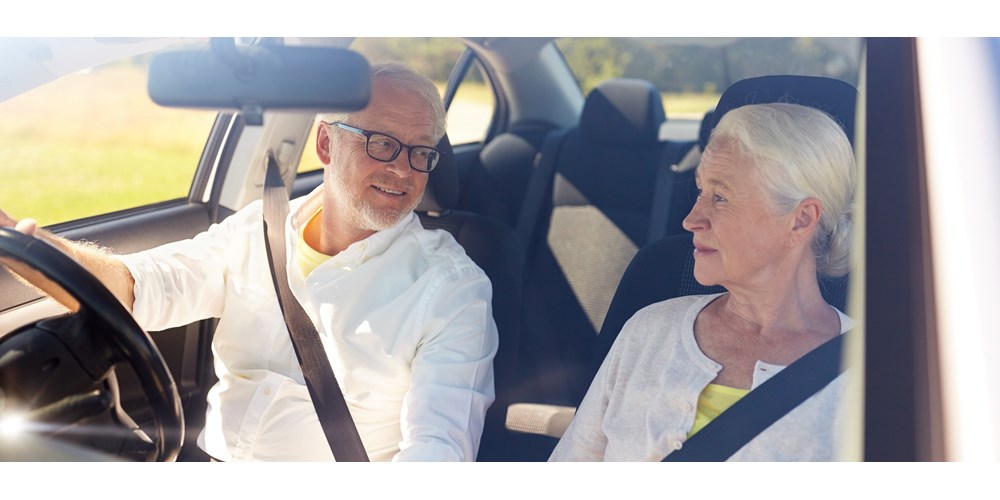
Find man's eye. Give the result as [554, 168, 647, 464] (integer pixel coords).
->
[369, 135, 397, 151]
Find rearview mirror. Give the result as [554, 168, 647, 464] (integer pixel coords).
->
[147, 40, 370, 125]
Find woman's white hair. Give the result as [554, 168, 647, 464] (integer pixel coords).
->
[320, 62, 447, 142]
[707, 102, 856, 277]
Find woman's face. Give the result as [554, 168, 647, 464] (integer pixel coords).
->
[682, 139, 798, 290]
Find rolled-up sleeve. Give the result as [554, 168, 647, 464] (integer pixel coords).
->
[116, 219, 235, 332]
[394, 265, 499, 462]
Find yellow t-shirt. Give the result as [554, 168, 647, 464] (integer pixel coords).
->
[687, 383, 751, 438]
[296, 209, 332, 277]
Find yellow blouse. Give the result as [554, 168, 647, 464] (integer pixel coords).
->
[688, 383, 750, 438]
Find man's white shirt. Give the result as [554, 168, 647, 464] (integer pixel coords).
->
[118, 187, 498, 461]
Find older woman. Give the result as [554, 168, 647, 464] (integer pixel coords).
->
[549, 102, 856, 461]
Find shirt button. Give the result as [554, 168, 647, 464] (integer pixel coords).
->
[683, 402, 694, 412]
[263, 388, 272, 396]
[673, 440, 683, 450]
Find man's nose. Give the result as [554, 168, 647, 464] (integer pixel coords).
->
[384, 152, 413, 178]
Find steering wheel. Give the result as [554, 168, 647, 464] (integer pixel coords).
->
[0, 227, 183, 461]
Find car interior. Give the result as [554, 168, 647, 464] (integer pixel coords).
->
[3, 36, 961, 463]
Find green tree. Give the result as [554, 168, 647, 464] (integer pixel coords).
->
[351, 38, 465, 82]
[555, 38, 637, 94]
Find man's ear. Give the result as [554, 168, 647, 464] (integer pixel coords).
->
[790, 197, 822, 245]
[316, 122, 332, 165]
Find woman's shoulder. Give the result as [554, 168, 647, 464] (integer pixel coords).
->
[630, 293, 722, 324]
[618, 293, 723, 341]
[603, 293, 723, 369]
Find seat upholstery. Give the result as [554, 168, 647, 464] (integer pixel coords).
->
[458, 132, 540, 227]
[700, 75, 857, 149]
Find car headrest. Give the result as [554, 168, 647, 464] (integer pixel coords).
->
[416, 133, 459, 213]
[580, 78, 665, 146]
[697, 109, 715, 150]
[700, 75, 857, 150]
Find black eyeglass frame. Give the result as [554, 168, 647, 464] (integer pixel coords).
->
[328, 121, 441, 173]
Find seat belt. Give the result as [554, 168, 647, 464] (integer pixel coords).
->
[664, 331, 850, 462]
[646, 150, 677, 244]
[262, 151, 369, 462]
[515, 128, 568, 253]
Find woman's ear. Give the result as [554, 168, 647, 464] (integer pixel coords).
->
[790, 197, 822, 245]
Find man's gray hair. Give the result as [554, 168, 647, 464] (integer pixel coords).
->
[707, 103, 856, 277]
[320, 62, 447, 142]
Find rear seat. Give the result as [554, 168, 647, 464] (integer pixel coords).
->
[504, 78, 697, 459]
[458, 133, 541, 228]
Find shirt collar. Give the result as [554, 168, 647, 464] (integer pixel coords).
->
[289, 184, 417, 265]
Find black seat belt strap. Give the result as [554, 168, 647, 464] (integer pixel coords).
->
[664, 331, 849, 462]
[262, 152, 369, 462]
[515, 128, 568, 252]
[646, 147, 677, 244]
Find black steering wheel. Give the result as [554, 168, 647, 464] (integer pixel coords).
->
[0, 227, 183, 461]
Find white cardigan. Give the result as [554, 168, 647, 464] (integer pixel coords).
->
[550, 293, 853, 461]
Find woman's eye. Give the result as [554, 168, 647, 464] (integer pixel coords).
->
[694, 188, 724, 204]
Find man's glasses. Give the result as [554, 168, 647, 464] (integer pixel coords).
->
[329, 122, 441, 173]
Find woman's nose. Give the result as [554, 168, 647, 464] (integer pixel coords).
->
[682, 201, 706, 233]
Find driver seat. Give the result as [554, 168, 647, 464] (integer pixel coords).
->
[416, 134, 524, 462]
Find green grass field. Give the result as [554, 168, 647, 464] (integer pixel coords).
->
[1, 66, 718, 227]
[0, 66, 216, 226]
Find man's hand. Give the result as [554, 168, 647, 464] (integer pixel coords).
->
[0, 207, 135, 311]
[0, 208, 37, 236]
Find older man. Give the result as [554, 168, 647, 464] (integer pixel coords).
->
[0, 63, 498, 462]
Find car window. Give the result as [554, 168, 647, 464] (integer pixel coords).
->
[556, 37, 862, 137]
[0, 48, 217, 227]
[296, 38, 496, 173]
[444, 57, 495, 145]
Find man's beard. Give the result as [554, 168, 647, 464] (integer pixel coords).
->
[344, 172, 423, 232]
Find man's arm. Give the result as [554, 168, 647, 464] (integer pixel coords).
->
[394, 266, 499, 461]
[1, 209, 135, 310]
